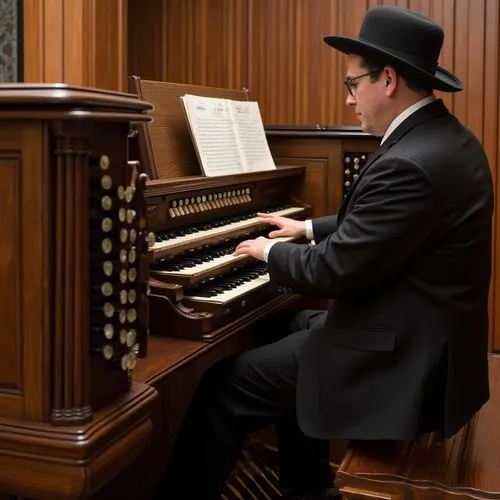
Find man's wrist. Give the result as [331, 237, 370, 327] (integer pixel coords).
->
[305, 219, 314, 240]
[263, 240, 280, 263]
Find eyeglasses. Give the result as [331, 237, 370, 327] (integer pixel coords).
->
[344, 70, 381, 97]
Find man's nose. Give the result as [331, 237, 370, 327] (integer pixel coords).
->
[346, 93, 356, 106]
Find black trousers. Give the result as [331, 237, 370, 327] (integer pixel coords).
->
[155, 309, 332, 500]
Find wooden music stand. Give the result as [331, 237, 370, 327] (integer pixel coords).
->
[129, 76, 249, 180]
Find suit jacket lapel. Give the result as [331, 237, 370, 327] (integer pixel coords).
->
[337, 99, 449, 225]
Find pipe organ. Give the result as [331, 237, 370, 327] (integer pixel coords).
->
[0, 80, 380, 500]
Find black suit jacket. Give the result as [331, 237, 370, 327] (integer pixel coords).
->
[267, 99, 494, 440]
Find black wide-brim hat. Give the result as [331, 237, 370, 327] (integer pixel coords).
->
[324, 6, 463, 92]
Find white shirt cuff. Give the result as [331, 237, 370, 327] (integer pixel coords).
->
[305, 219, 314, 240]
[263, 241, 280, 263]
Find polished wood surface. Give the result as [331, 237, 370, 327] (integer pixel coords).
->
[337, 354, 500, 500]
[0, 84, 157, 499]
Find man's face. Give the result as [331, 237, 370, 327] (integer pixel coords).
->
[345, 55, 386, 136]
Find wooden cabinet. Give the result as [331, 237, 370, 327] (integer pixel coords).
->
[0, 84, 157, 500]
[266, 126, 379, 217]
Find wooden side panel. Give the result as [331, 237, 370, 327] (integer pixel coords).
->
[269, 135, 380, 217]
[0, 123, 47, 421]
[0, 158, 22, 393]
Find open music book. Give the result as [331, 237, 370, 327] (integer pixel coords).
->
[180, 94, 276, 177]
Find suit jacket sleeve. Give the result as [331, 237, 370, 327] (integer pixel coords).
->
[267, 157, 435, 298]
[311, 215, 338, 242]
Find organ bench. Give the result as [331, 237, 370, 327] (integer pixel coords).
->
[336, 353, 500, 500]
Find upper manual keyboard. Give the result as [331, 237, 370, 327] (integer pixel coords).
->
[150, 205, 306, 259]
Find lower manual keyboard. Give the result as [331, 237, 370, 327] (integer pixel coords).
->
[183, 262, 273, 312]
[151, 235, 295, 287]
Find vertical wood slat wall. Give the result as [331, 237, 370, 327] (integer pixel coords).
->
[128, 0, 500, 350]
[23, 0, 128, 92]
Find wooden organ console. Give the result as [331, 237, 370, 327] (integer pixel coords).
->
[129, 77, 317, 343]
[0, 84, 157, 500]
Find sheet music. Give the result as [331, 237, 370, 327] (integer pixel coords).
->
[181, 95, 243, 176]
[229, 101, 276, 172]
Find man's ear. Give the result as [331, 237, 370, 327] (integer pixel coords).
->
[384, 66, 398, 94]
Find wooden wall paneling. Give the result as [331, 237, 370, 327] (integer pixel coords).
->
[24, 0, 128, 90]
[23, 0, 63, 82]
[165, 0, 195, 83]
[337, 0, 370, 126]
[427, 0, 455, 111]
[452, 0, 470, 127]
[293, 0, 343, 125]
[483, 0, 499, 351]
[465, 1, 485, 142]
[262, 0, 279, 121]
[128, 0, 165, 81]
[22, 0, 42, 82]
[193, 0, 246, 89]
[192, 0, 210, 85]
[92, 0, 129, 91]
[43, 0, 64, 81]
[222, 0, 248, 91]
[440, 0, 457, 111]
[249, 0, 289, 122]
[64, 0, 86, 85]
[248, 0, 268, 111]
[278, 0, 297, 123]
[164, 0, 249, 90]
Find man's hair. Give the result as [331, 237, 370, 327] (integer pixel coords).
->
[360, 56, 434, 95]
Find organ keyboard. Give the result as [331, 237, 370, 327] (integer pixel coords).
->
[144, 168, 311, 341]
[129, 77, 313, 342]
[152, 233, 295, 288]
[150, 205, 303, 258]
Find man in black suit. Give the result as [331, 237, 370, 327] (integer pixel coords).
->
[156, 6, 493, 500]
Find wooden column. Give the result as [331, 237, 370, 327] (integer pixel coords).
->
[51, 125, 93, 425]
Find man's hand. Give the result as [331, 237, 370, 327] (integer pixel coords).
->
[258, 212, 306, 238]
[232, 236, 270, 261]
